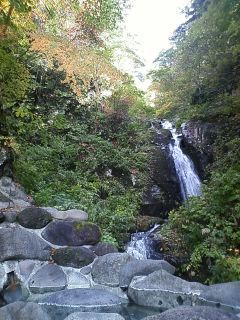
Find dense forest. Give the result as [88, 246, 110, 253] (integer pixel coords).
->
[0, 0, 239, 284]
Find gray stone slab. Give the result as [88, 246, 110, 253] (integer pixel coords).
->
[119, 259, 175, 289]
[91, 253, 135, 287]
[0, 301, 51, 320]
[43, 207, 88, 221]
[199, 281, 240, 313]
[128, 269, 206, 309]
[142, 306, 239, 320]
[38, 288, 127, 319]
[29, 264, 67, 294]
[0, 226, 51, 262]
[64, 312, 125, 320]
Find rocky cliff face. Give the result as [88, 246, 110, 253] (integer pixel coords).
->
[141, 124, 181, 218]
[181, 121, 221, 178]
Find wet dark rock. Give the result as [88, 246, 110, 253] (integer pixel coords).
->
[42, 220, 101, 246]
[142, 306, 239, 320]
[29, 263, 67, 294]
[142, 126, 181, 217]
[91, 243, 118, 256]
[119, 260, 175, 289]
[91, 253, 135, 287]
[0, 226, 51, 262]
[0, 301, 51, 320]
[181, 121, 221, 178]
[17, 207, 52, 229]
[52, 247, 95, 268]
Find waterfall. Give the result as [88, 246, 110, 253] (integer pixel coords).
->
[161, 120, 202, 201]
[126, 120, 202, 260]
[126, 225, 160, 260]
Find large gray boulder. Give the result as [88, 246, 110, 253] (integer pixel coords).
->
[17, 207, 52, 229]
[38, 288, 126, 319]
[43, 207, 88, 221]
[52, 247, 95, 268]
[42, 221, 101, 246]
[142, 306, 239, 320]
[0, 301, 51, 320]
[64, 312, 124, 320]
[29, 263, 67, 294]
[119, 259, 175, 289]
[128, 269, 206, 309]
[91, 253, 135, 287]
[199, 281, 240, 313]
[0, 226, 51, 261]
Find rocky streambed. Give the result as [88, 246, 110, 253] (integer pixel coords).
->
[0, 176, 239, 320]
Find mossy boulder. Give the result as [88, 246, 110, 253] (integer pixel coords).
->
[41, 221, 101, 246]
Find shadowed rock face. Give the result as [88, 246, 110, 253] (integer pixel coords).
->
[41, 220, 101, 246]
[181, 121, 222, 178]
[141, 128, 182, 218]
[17, 207, 52, 229]
[52, 247, 95, 268]
[142, 306, 239, 320]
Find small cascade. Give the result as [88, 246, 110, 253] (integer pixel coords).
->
[161, 120, 202, 200]
[126, 224, 160, 260]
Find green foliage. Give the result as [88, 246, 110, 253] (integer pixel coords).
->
[0, 40, 30, 108]
[151, 0, 240, 121]
[168, 156, 240, 283]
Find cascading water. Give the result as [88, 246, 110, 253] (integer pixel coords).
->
[126, 224, 160, 259]
[127, 120, 202, 260]
[161, 120, 202, 200]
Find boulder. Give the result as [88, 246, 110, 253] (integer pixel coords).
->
[3, 210, 17, 223]
[199, 281, 240, 313]
[29, 263, 67, 294]
[19, 260, 36, 282]
[0, 301, 51, 320]
[64, 312, 125, 320]
[43, 207, 88, 221]
[63, 268, 90, 289]
[91, 243, 118, 256]
[91, 253, 135, 287]
[142, 306, 239, 320]
[0, 177, 30, 202]
[17, 207, 52, 229]
[0, 226, 51, 262]
[38, 288, 126, 318]
[52, 247, 95, 268]
[119, 260, 175, 289]
[128, 269, 206, 309]
[41, 221, 101, 246]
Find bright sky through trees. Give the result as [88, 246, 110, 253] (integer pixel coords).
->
[123, 0, 190, 89]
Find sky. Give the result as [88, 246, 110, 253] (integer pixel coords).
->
[120, 0, 191, 89]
